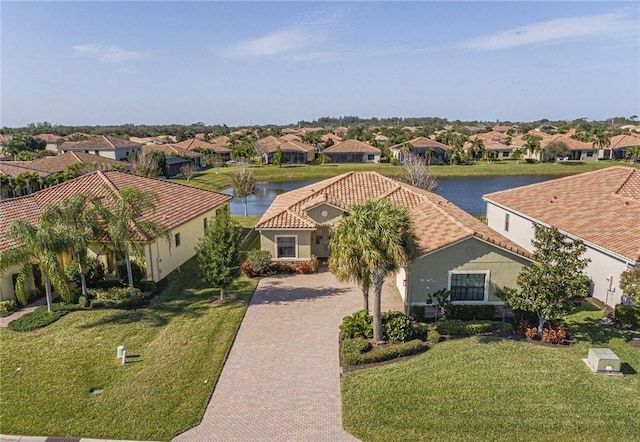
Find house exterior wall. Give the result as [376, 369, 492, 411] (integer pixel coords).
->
[260, 230, 313, 261]
[485, 201, 633, 307]
[0, 264, 35, 301]
[306, 204, 343, 225]
[401, 237, 530, 307]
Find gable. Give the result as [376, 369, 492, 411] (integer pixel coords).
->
[305, 203, 345, 225]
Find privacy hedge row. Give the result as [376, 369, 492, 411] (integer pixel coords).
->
[435, 319, 513, 336]
[341, 338, 425, 366]
[615, 305, 640, 327]
[444, 304, 496, 321]
[89, 287, 152, 309]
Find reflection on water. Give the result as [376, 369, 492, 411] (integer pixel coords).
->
[223, 175, 556, 216]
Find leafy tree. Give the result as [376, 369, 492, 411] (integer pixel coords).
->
[625, 146, 640, 163]
[230, 166, 256, 216]
[544, 141, 570, 160]
[177, 130, 195, 142]
[329, 199, 418, 342]
[0, 216, 71, 310]
[522, 134, 542, 160]
[94, 187, 169, 297]
[399, 153, 437, 191]
[481, 149, 497, 163]
[511, 147, 524, 163]
[196, 210, 244, 301]
[619, 267, 640, 304]
[504, 225, 590, 336]
[273, 146, 283, 167]
[180, 162, 196, 181]
[469, 138, 485, 160]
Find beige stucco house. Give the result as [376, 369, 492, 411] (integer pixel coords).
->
[59, 135, 141, 161]
[256, 172, 531, 311]
[0, 170, 231, 301]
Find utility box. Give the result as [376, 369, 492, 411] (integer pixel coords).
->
[584, 348, 621, 374]
[117, 346, 125, 359]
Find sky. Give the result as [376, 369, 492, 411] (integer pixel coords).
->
[1, 1, 639, 127]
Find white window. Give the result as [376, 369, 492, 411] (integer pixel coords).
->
[448, 271, 490, 302]
[276, 236, 296, 258]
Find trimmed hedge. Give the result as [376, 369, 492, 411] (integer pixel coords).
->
[444, 304, 496, 321]
[341, 338, 424, 366]
[89, 287, 153, 309]
[436, 319, 513, 336]
[615, 304, 640, 327]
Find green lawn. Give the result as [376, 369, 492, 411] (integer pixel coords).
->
[0, 258, 258, 441]
[342, 304, 640, 442]
[172, 161, 638, 192]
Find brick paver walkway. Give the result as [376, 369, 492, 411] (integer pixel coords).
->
[173, 269, 404, 441]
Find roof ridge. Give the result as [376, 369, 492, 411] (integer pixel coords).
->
[614, 167, 638, 196]
[104, 135, 116, 149]
[97, 170, 120, 196]
[71, 151, 83, 163]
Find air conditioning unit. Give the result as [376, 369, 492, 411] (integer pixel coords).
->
[583, 348, 622, 376]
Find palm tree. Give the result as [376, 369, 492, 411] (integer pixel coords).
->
[42, 193, 100, 304]
[482, 149, 497, 163]
[626, 146, 640, 163]
[469, 138, 485, 161]
[0, 217, 71, 311]
[330, 199, 418, 343]
[95, 186, 168, 297]
[329, 229, 372, 312]
[523, 134, 542, 161]
[592, 128, 611, 160]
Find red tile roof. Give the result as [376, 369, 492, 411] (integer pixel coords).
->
[0, 170, 231, 252]
[484, 166, 640, 262]
[142, 144, 201, 158]
[610, 134, 640, 149]
[0, 162, 51, 179]
[18, 152, 130, 173]
[256, 172, 530, 258]
[60, 135, 141, 150]
[323, 139, 380, 154]
[391, 136, 451, 150]
[174, 138, 231, 154]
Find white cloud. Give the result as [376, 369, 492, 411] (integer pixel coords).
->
[458, 11, 637, 51]
[222, 27, 315, 58]
[72, 44, 148, 63]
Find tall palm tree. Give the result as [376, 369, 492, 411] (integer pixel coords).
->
[469, 138, 485, 161]
[592, 128, 611, 160]
[0, 217, 71, 311]
[330, 199, 418, 343]
[95, 186, 168, 297]
[328, 228, 372, 312]
[523, 134, 542, 160]
[42, 193, 100, 304]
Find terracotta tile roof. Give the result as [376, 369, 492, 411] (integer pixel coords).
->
[35, 134, 64, 144]
[256, 172, 530, 258]
[322, 133, 342, 143]
[484, 166, 640, 262]
[142, 144, 201, 158]
[0, 162, 51, 179]
[610, 134, 640, 149]
[323, 139, 380, 154]
[279, 134, 301, 142]
[18, 152, 130, 173]
[174, 138, 231, 154]
[390, 137, 451, 151]
[540, 134, 593, 151]
[60, 135, 141, 151]
[0, 170, 231, 253]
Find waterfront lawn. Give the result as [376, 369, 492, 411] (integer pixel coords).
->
[341, 305, 640, 442]
[173, 161, 635, 191]
[0, 258, 258, 441]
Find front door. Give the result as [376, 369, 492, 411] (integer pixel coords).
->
[314, 227, 331, 258]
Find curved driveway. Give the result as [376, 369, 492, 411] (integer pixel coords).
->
[174, 270, 403, 441]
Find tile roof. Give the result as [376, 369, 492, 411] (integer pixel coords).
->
[484, 166, 640, 262]
[256, 172, 530, 258]
[60, 135, 141, 150]
[142, 144, 201, 158]
[391, 136, 451, 151]
[0, 170, 231, 252]
[35, 134, 64, 144]
[17, 152, 130, 173]
[610, 134, 640, 149]
[323, 139, 380, 154]
[174, 138, 231, 153]
[279, 134, 301, 142]
[0, 162, 51, 179]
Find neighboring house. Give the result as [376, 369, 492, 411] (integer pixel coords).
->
[279, 133, 302, 142]
[483, 166, 640, 307]
[610, 134, 640, 160]
[0, 162, 51, 198]
[255, 172, 531, 311]
[35, 134, 66, 152]
[323, 140, 381, 163]
[389, 137, 451, 163]
[0, 170, 231, 301]
[540, 134, 600, 161]
[19, 151, 132, 174]
[484, 142, 515, 159]
[174, 138, 232, 161]
[265, 140, 315, 164]
[141, 144, 202, 177]
[59, 135, 141, 161]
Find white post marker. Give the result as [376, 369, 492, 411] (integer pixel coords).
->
[122, 350, 126, 365]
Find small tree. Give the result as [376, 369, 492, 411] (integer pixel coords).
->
[399, 153, 437, 192]
[230, 165, 256, 216]
[273, 146, 283, 167]
[180, 162, 196, 181]
[620, 267, 640, 304]
[505, 225, 590, 336]
[196, 210, 244, 301]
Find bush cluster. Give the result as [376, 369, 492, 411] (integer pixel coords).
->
[339, 310, 373, 340]
[427, 329, 442, 344]
[246, 250, 272, 275]
[339, 310, 416, 342]
[89, 287, 151, 309]
[240, 254, 319, 277]
[435, 319, 512, 336]
[341, 338, 424, 366]
[444, 304, 496, 321]
[0, 299, 17, 316]
[65, 257, 105, 285]
[8, 306, 68, 332]
[615, 304, 640, 327]
[521, 321, 567, 344]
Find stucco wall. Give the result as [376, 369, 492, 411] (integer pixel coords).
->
[306, 204, 343, 225]
[260, 230, 313, 261]
[405, 237, 530, 305]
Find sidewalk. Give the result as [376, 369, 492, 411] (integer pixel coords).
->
[0, 436, 157, 442]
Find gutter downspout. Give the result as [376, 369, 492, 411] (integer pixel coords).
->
[147, 243, 155, 281]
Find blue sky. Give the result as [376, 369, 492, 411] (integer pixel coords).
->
[1, 1, 638, 127]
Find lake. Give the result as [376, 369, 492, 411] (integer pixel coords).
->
[222, 175, 557, 216]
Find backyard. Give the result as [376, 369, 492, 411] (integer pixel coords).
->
[0, 258, 258, 441]
[341, 303, 640, 442]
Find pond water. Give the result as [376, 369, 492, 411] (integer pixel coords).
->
[222, 175, 557, 216]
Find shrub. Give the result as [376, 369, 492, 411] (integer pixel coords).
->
[525, 327, 539, 340]
[240, 262, 256, 277]
[309, 255, 319, 273]
[89, 287, 150, 309]
[341, 339, 424, 366]
[381, 311, 414, 342]
[435, 319, 465, 335]
[246, 250, 272, 275]
[412, 321, 429, 337]
[270, 262, 296, 274]
[541, 326, 567, 344]
[136, 280, 157, 294]
[339, 310, 373, 340]
[295, 262, 312, 274]
[8, 306, 68, 331]
[117, 260, 146, 286]
[410, 305, 425, 320]
[427, 329, 442, 344]
[65, 257, 105, 286]
[615, 304, 640, 327]
[444, 304, 496, 321]
[436, 319, 512, 336]
[90, 279, 125, 290]
[0, 299, 17, 317]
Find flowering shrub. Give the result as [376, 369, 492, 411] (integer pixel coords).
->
[240, 262, 256, 277]
[524, 327, 539, 340]
[542, 326, 567, 344]
[295, 262, 312, 274]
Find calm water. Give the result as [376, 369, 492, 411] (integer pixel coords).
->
[222, 175, 556, 216]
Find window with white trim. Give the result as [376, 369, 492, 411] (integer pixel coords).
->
[276, 236, 296, 258]
[449, 271, 489, 302]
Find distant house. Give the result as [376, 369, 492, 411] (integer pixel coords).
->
[21, 151, 132, 174]
[323, 140, 381, 163]
[483, 167, 640, 307]
[483, 142, 515, 159]
[59, 135, 141, 161]
[389, 137, 451, 163]
[0, 162, 51, 198]
[265, 140, 315, 164]
[539, 134, 599, 161]
[0, 170, 231, 301]
[141, 144, 202, 177]
[256, 172, 531, 312]
[174, 138, 232, 162]
[610, 134, 640, 160]
[35, 134, 65, 152]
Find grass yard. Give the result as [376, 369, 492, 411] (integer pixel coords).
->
[172, 161, 637, 192]
[0, 258, 258, 441]
[342, 304, 640, 442]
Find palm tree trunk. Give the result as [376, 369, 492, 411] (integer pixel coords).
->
[44, 274, 53, 313]
[372, 269, 386, 343]
[362, 287, 369, 313]
[75, 252, 88, 300]
[220, 286, 225, 301]
[124, 249, 135, 297]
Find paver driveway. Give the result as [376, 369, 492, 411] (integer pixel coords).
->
[174, 269, 403, 441]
